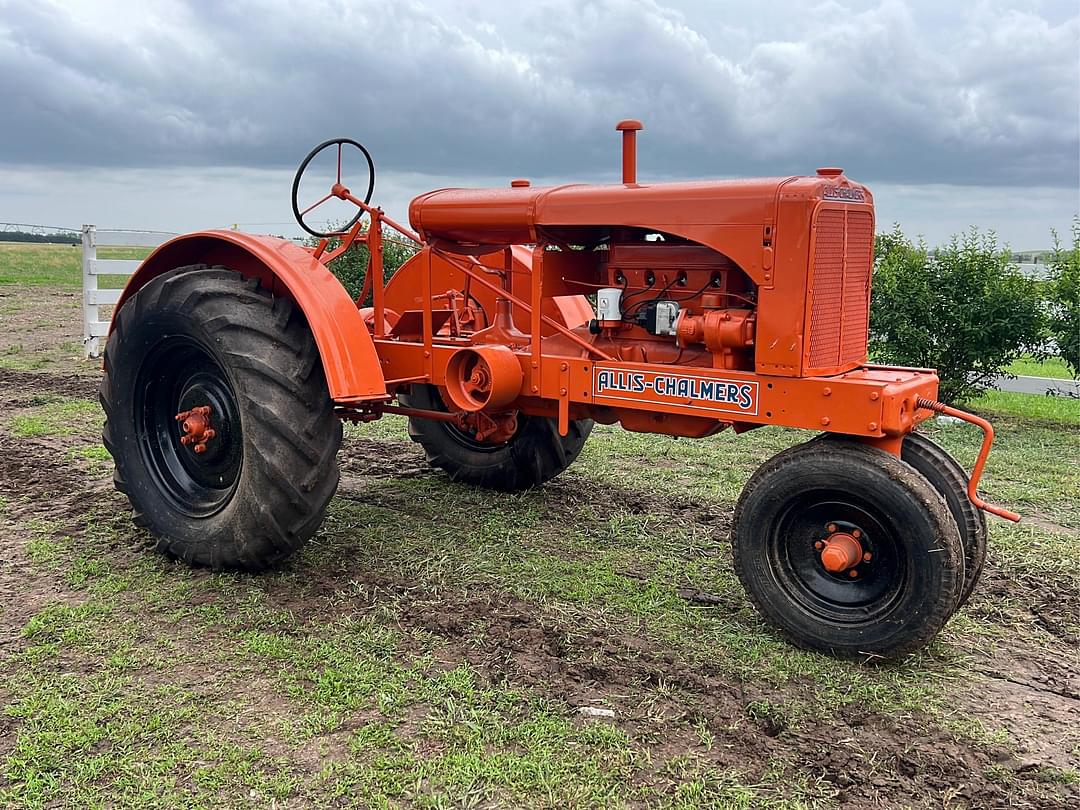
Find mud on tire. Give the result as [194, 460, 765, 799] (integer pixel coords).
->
[399, 384, 592, 491]
[100, 266, 342, 570]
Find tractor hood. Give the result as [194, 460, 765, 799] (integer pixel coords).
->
[409, 175, 871, 251]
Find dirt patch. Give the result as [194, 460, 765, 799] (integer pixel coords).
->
[0, 367, 99, 400]
[391, 587, 1070, 809]
[0, 287, 87, 375]
[0, 430, 112, 647]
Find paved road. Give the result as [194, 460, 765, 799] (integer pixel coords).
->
[993, 374, 1080, 397]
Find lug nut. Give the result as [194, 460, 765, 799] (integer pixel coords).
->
[852, 529, 861, 538]
[863, 552, 872, 562]
[826, 523, 838, 533]
[815, 541, 824, 550]
[849, 570, 858, 578]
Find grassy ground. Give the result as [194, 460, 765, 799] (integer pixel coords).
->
[970, 390, 1079, 424]
[0, 242, 147, 289]
[1005, 354, 1073, 380]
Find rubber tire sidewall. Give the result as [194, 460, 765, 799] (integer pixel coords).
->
[900, 432, 988, 609]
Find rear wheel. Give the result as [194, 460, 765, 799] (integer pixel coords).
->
[399, 384, 592, 491]
[101, 266, 342, 570]
[731, 439, 964, 659]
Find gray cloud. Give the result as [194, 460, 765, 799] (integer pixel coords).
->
[0, 0, 1077, 191]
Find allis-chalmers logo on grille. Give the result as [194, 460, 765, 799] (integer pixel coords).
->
[594, 367, 759, 415]
[823, 186, 866, 202]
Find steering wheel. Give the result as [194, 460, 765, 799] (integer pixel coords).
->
[291, 138, 376, 238]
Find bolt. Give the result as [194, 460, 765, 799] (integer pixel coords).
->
[826, 523, 838, 533]
[821, 416, 831, 426]
[870, 392, 880, 401]
[559, 387, 567, 396]
[868, 422, 878, 431]
[849, 570, 858, 578]
[822, 387, 832, 397]
[560, 362, 569, 371]
[852, 529, 861, 538]
[815, 541, 824, 550]
[863, 552, 872, 562]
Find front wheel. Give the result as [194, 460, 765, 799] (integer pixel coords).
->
[731, 439, 964, 659]
[101, 266, 342, 570]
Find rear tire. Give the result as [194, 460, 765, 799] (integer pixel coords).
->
[731, 439, 964, 659]
[101, 266, 342, 570]
[399, 384, 592, 491]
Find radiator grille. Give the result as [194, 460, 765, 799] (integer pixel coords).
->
[807, 207, 874, 371]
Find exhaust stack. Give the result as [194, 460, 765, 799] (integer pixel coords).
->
[616, 119, 643, 184]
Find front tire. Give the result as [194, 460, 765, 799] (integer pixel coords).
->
[101, 266, 342, 570]
[731, 439, 964, 659]
[399, 384, 592, 491]
[901, 432, 988, 609]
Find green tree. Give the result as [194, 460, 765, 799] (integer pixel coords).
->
[305, 224, 417, 302]
[870, 226, 1045, 404]
[1047, 218, 1080, 379]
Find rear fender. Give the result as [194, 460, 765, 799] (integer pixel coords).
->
[113, 230, 386, 403]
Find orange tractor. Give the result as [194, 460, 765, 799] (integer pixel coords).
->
[100, 122, 1018, 659]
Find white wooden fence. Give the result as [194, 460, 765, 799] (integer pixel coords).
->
[82, 225, 175, 358]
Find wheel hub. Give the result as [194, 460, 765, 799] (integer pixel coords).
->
[176, 405, 216, 454]
[817, 530, 864, 574]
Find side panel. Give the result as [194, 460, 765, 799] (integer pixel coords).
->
[113, 231, 386, 404]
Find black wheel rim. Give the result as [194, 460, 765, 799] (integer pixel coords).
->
[134, 336, 242, 517]
[767, 494, 907, 623]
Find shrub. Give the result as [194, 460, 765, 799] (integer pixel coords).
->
[869, 226, 1045, 404]
[305, 224, 417, 302]
[1047, 219, 1080, 379]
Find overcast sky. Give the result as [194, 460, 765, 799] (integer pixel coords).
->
[1, 0, 1077, 248]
